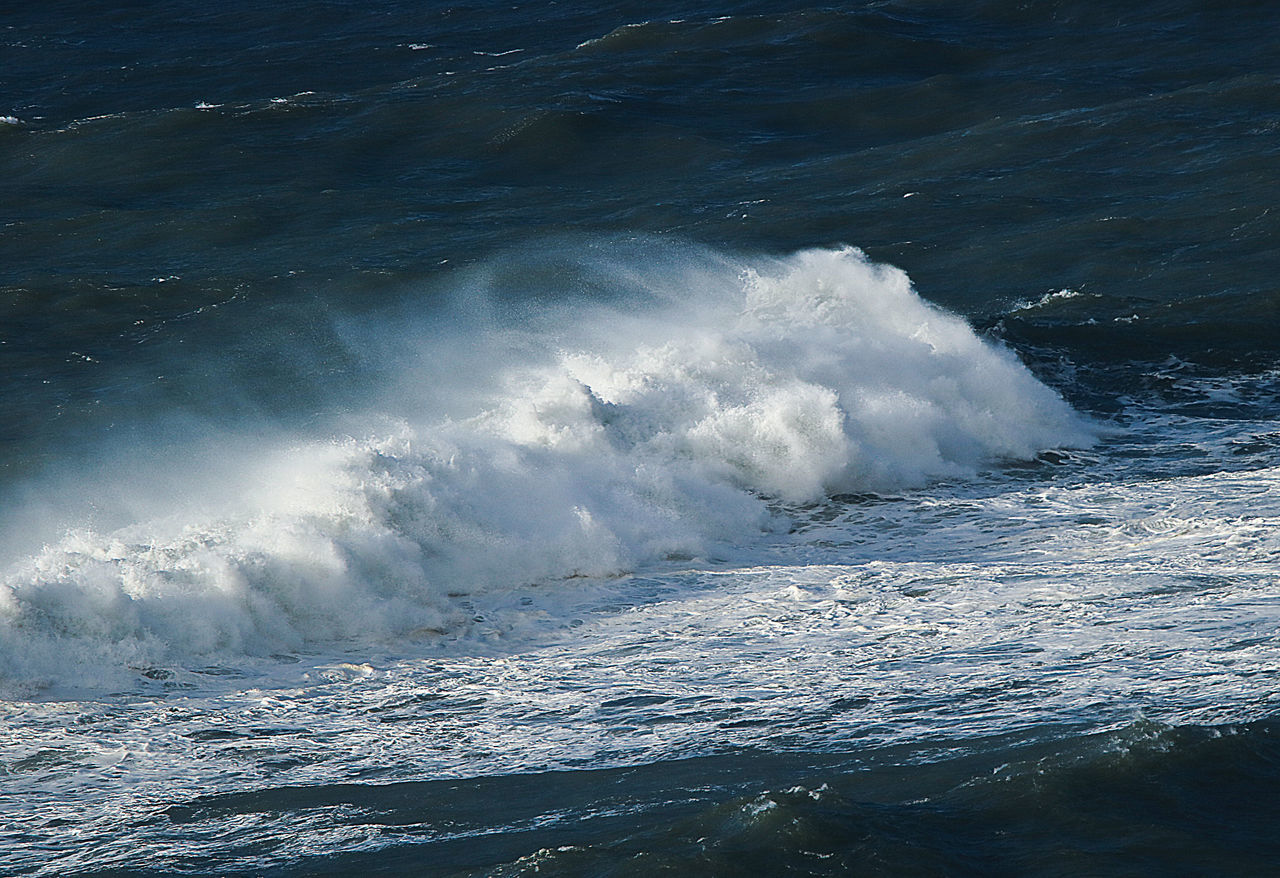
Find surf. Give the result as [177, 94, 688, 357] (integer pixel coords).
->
[0, 243, 1094, 695]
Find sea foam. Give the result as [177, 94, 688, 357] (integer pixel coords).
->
[0, 245, 1093, 693]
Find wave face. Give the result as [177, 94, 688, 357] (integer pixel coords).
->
[0, 245, 1090, 693]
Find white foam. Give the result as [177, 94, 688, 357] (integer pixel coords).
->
[0, 245, 1093, 693]
[1011, 287, 1087, 312]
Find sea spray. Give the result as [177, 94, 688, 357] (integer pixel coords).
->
[0, 244, 1093, 694]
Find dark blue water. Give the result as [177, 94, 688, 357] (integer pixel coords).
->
[4, 2, 1280, 874]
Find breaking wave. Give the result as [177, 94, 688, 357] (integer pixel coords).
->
[0, 244, 1093, 693]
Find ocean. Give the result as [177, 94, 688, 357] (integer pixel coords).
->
[3, 1, 1280, 874]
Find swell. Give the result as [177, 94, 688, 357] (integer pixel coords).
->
[36, 718, 1280, 877]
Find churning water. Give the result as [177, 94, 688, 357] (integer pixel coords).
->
[4, 2, 1280, 875]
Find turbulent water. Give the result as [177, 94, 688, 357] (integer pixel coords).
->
[4, 2, 1280, 875]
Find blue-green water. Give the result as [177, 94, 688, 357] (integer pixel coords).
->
[3, 2, 1280, 874]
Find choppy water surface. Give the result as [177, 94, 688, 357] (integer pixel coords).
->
[3, 1, 1280, 875]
